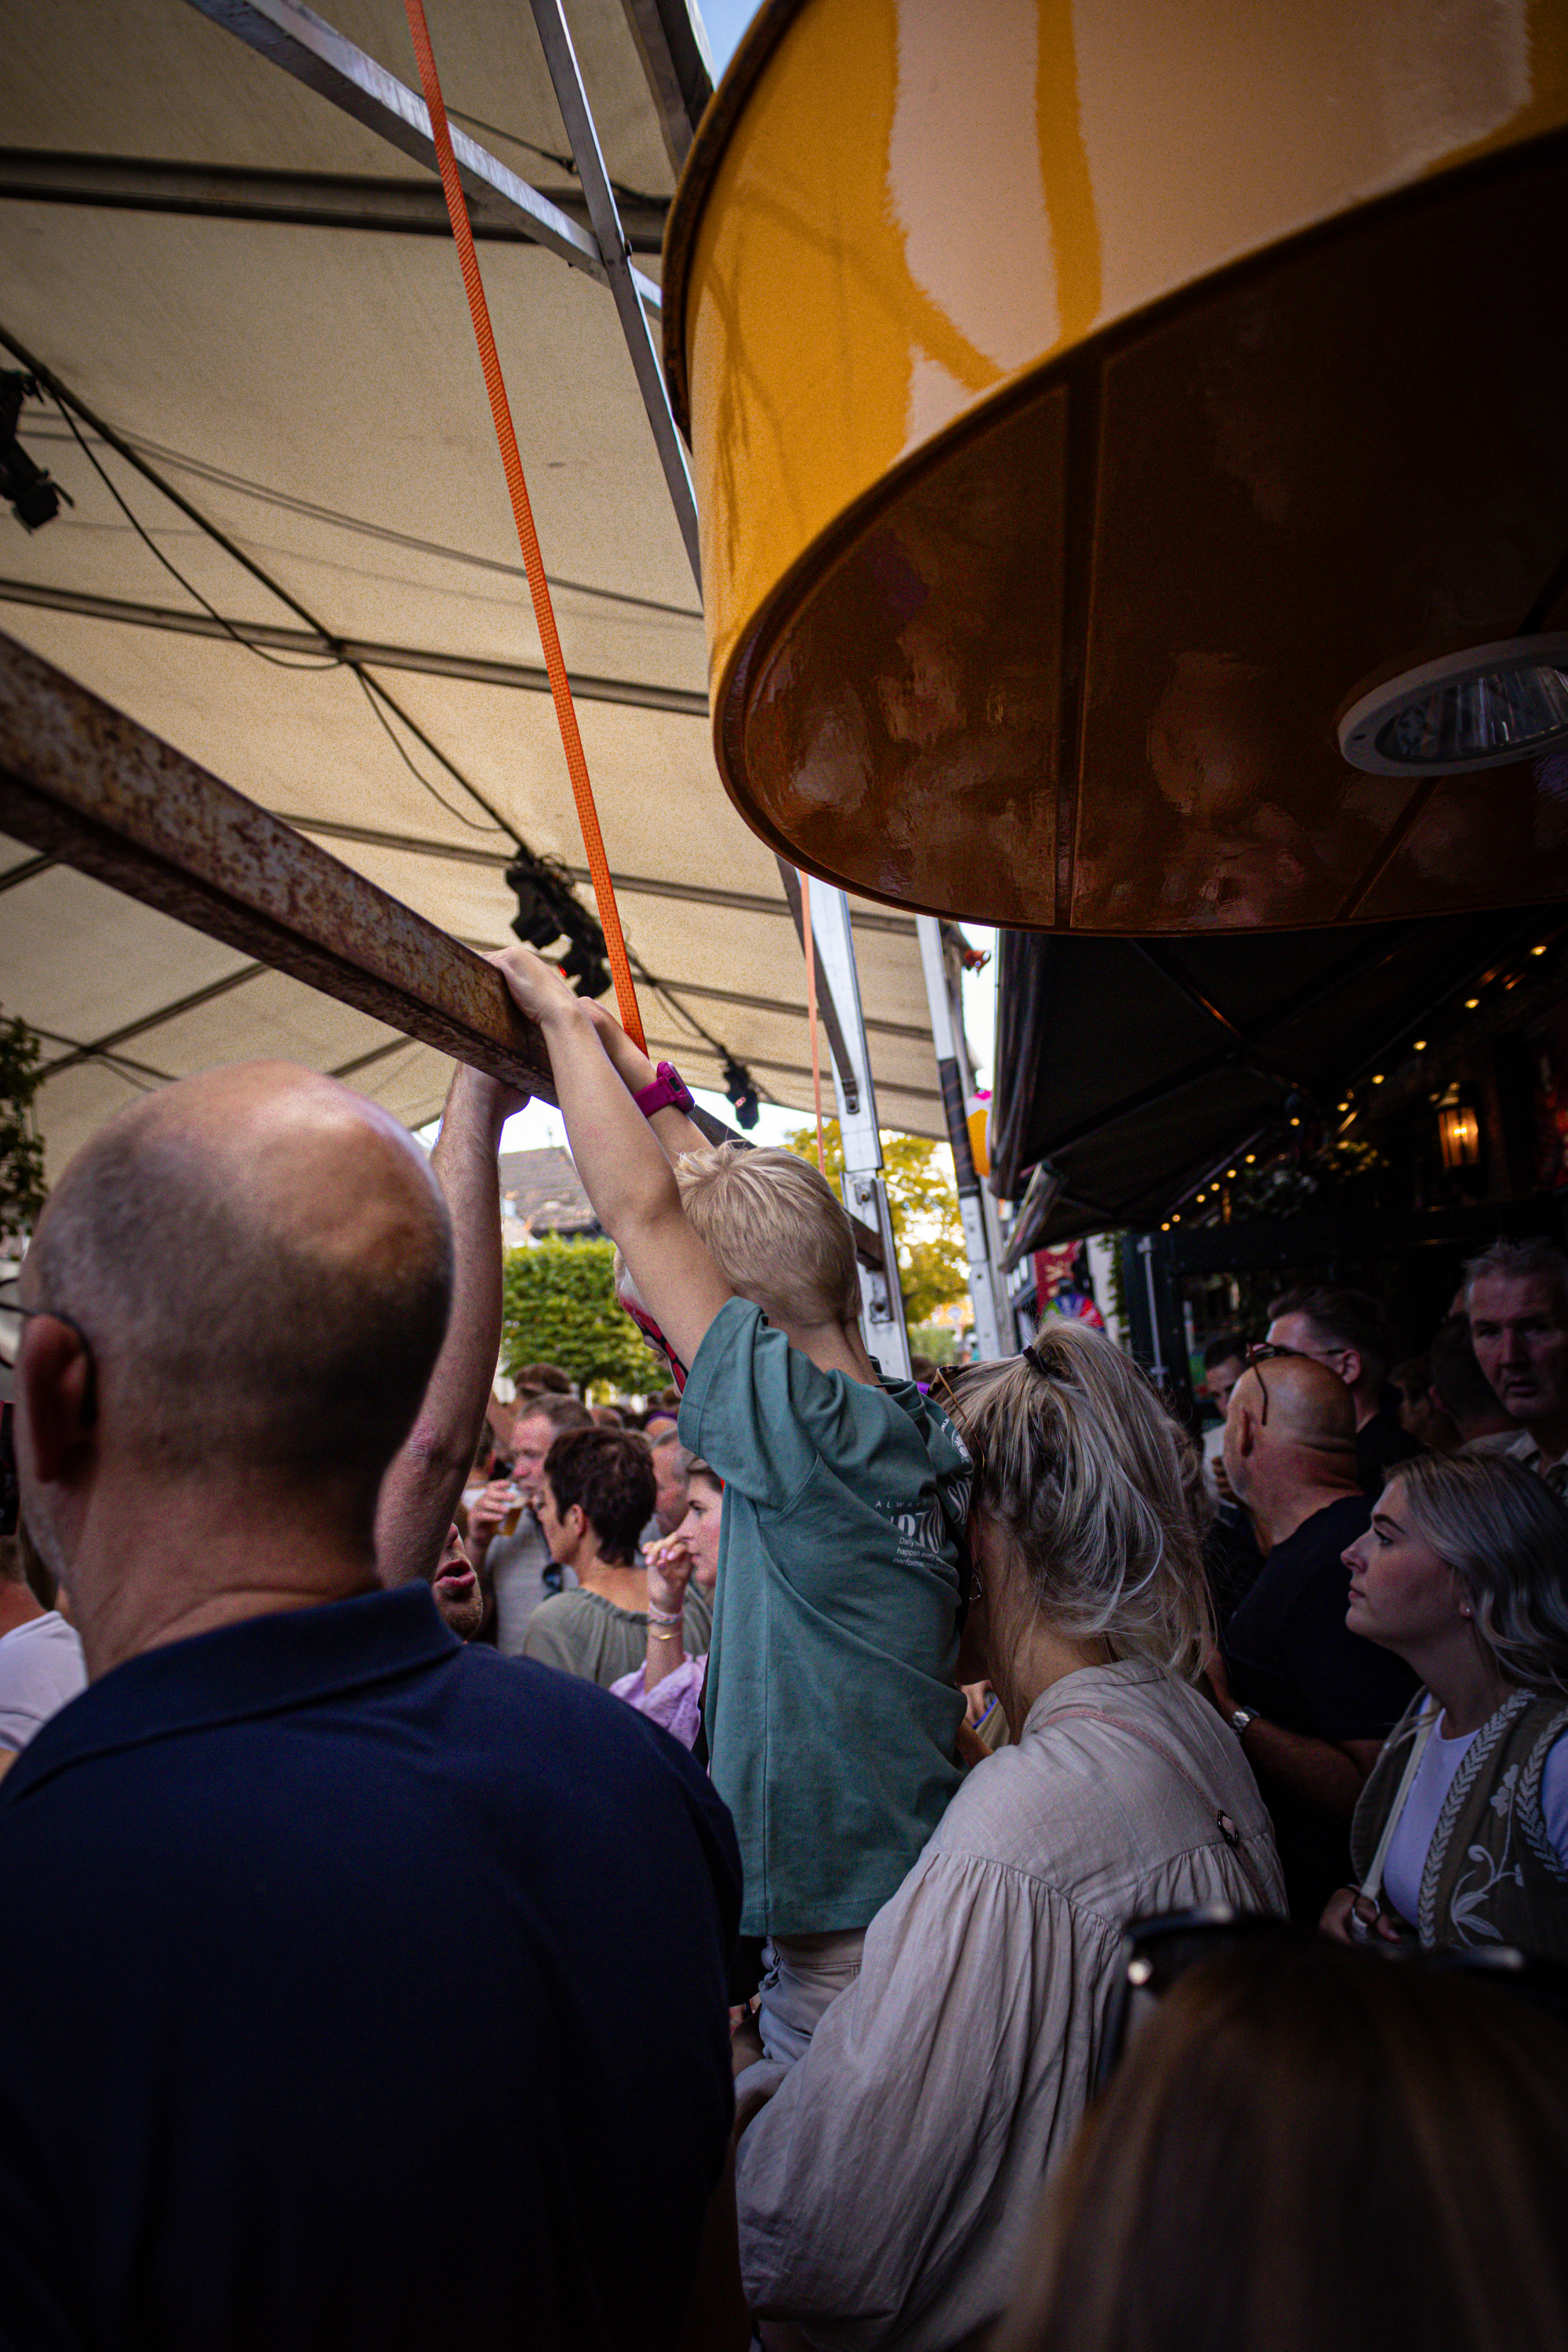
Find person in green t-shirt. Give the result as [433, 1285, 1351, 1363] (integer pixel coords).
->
[494, 955, 971, 2066]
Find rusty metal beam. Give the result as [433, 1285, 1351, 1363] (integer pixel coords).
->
[0, 631, 554, 1101]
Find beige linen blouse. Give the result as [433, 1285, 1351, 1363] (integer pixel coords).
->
[735, 1659, 1286, 2352]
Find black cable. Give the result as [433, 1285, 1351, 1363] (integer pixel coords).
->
[57, 391, 505, 831]
[53, 398, 343, 673]
[24, 331, 759, 1080]
[351, 669, 505, 834]
[26, 420, 702, 622]
[49, 384, 506, 833]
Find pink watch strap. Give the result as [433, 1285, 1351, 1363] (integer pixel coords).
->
[633, 1061, 695, 1120]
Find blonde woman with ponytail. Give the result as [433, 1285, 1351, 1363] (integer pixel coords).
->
[735, 1322, 1284, 2352]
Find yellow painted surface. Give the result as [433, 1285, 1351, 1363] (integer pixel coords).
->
[679, 0, 1568, 700]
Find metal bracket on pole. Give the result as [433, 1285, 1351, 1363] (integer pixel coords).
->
[527, 0, 703, 588]
[916, 915, 1009, 1361]
[183, 0, 639, 289]
[804, 883, 910, 1380]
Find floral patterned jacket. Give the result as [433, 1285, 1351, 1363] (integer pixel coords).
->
[1350, 1688, 1568, 1961]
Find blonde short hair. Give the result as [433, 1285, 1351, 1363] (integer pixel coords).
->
[673, 1145, 861, 1329]
[947, 1321, 1214, 1679]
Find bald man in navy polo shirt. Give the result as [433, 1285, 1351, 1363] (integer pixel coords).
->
[2, 1035, 744, 2352]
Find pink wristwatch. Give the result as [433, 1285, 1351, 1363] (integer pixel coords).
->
[633, 1061, 695, 1120]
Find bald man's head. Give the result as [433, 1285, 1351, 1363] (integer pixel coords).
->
[1234, 1352, 1356, 1447]
[1223, 1348, 1356, 1509]
[25, 1063, 452, 1496]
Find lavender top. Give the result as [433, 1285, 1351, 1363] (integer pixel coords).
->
[610, 1654, 706, 1750]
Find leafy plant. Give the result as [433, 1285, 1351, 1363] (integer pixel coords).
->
[500, 1234, 664, 1394]
[0, 1011, 46, 1242]
[906, 1321, 960, 1366]
[783, 1118, 970, 1326]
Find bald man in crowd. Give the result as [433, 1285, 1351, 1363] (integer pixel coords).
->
[0, 1044, 745, 2352]
[1206, 1349, 1419, 1920]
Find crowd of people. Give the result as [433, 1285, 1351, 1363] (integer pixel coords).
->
[0, 949, 1564, 2350]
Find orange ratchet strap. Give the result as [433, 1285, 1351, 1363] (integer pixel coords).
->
[403, 0, 646, 1051]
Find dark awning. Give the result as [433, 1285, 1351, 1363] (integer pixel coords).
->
[990, 906, 1564, 1247]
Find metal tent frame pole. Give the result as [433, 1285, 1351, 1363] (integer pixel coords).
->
[526, 0, 702, 586]
[519, 0, 910, 1365]
[809, 885, 911, 1379]
[916, 916, 1010, 1361]
[186, 0, 910, 1362]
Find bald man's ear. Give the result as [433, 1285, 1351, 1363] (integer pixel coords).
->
[1233, 1402, 1258, 1461]
[16, 1319, 97, 1484]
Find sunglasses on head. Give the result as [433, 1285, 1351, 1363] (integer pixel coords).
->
[1243, 1340, 1300, 1425]
[1094, 1904, 1568, 2096]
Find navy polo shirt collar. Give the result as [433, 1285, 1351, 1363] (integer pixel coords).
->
[2, 1584, 459, 1804]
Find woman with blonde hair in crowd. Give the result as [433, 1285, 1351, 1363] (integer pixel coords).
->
[735, 1322, 1284, 2352]
[993, 1935, 1568, 2352]
[1326, 1450, 1568, 1958]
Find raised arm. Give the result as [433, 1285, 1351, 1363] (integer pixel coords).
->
[376, 1036, 526, 1586]
[579, 999, 711, 1164]
[496, 953, 732, 1375]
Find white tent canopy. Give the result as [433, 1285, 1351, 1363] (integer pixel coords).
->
[0, 0, 949, 1179]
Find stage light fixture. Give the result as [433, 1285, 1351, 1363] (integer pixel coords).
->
[506, 852, 612, 996]
[560, 938, 611, 999]
[0, 372, 70, 532]
[720, 1054, 760, 1130]
[504, 859, 566, 950]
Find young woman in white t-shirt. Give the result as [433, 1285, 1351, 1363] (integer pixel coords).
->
[1324, 1451, 1568, 1957]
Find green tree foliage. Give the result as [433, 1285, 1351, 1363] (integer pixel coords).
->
[906, 1321, 960, 1367]
[0, 1011, 46, 1241]
[500, 1235, 664, 1394]
[783, 1118, 970, 1327]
